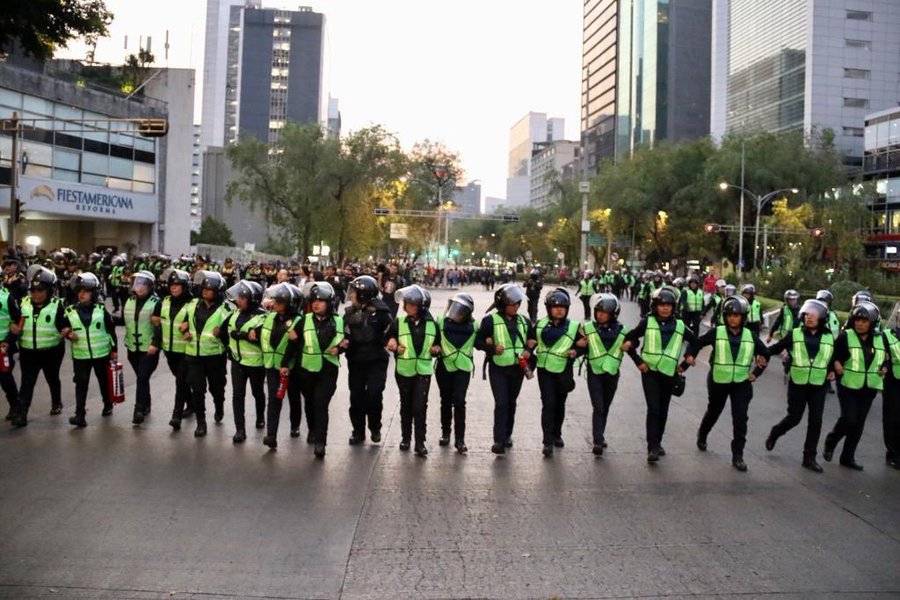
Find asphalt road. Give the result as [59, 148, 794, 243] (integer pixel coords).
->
[0, 286, 898, 599]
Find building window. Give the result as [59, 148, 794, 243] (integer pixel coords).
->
[845, 39, 871, 50]
[846, 10, 872, 21]
[844, 97, 869, 108]
[843, 126, 864, 137]
[844, 68, 870, 80]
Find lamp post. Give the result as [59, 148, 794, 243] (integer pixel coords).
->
[719, 183, 798, 271]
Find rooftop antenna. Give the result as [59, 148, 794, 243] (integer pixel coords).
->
[164, 30, 170, 64]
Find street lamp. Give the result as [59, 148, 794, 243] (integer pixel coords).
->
[719, 183, 799, 271]
[537, 221, 544, 228]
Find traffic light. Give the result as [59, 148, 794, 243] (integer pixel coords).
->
[373, 207, 390, 216]
[704, 223, 718, 234]
[137, 118, 168, 138]
[810, 227, 824, 238]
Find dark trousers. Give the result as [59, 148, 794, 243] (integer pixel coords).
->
[684, 312, 702, 337]
[0, 356, 18, 415]
[885, 374, 900, 460]
[396, 373, 430, 445]
[537, 368, 570, 445]
[586, 371, 619, 445]
[580, 296, 591, 320]
[435, 362, 469, 442]
[185, 354, 227, 422]
[299, 364, 338, 445]
[164, 351, 190, 418]
[826, 385, 877, 463]
[699, 377, 752, 457]
[527, 297, 540, 324]
[127, 349, 160, 415]
[72, 357, 112, 417]
[641, 370, 676, 451]
[265, 368, 302, 439]
[488, 363, 524, 445]
[230, 362, 266, 430]
[770, 381, 827, 456]
[347, 357, 387, 437]
[18, 345, 64, 415]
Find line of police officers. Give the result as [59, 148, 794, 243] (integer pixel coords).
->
[2, 259, 898, 472]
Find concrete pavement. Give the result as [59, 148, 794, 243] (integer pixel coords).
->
[0, 286, 898, 599]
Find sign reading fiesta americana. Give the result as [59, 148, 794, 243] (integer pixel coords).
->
[16, 176, 158, 223]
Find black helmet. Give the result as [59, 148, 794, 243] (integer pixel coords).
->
[848, 301, 879, 326]
[687, 275, 699, 287]
[286, 283, 305, 313]
[799, 299, 828, 324]
[784, 289, 800, 303]
[194, 270, 225, 294]
[28, 266, 57, 292]
[395, 284, 430, 309]
[651, 286, 678, 308]
[70, 272, 101, 293]
[590, 293, 620, 318]
[815, 289, 833, 307]
[162, 267, 191, 287]
[308, 281, 336, 302]
[529, 268, 541, 280]
[264, 282, 294, 308]
[445, 292, 475, 323]
[88, 252, 101, 263]
[722, 295, 750, 318]
[494, 283, 526, 309]
[740, 283, 756, 296]
[544, 287, 571, 309]
[724, 284, 737, 296]
[349, 275, 379, 304]
[851, 290, 873, 307]
[226, 280, 263, 306]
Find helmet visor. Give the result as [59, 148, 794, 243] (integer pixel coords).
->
[445, 300, 473, 323]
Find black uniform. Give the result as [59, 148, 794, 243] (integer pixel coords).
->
[434, 318, 475, 445]
[261, 313, 302, 442]
[125, 294, 162, 418]
[524, 277, 543, 324]
[884, 326, 900, 467]
[536, 318, 585, 447]
[343, 299, 392, 440]
[66, 302, 118, 419]
[387, 313, 442, 448]
[184, 299, 228, 424]
[17, 298, 66, 419]
[584, 321, 624, 448]
[292, 313, 342, 447]
[220, 306, 267, 432]
[0, 294, 21, 418]
[162, 292, 193, 421]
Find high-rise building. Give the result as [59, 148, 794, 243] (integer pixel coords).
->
[581, 0, 712, 171]
[530, 140, 581, 209]
[862, 107, 900, 260]
[202, 1, 325, 146]
[451, 181, 481, 216]
[710, 0, 900, 168]
[506, 112, 565, 207]
[191, 125, 202, 232]
[327, 96, 341, 139]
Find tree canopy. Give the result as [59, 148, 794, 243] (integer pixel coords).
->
[0, 0, 112, 60]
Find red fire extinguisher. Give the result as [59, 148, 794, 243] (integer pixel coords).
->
[275, 371, 289, 400]
[107, 359, 126, 404]
[0, 346, 10, 374]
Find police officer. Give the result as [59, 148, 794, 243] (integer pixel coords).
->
[765, 299, 835, 472]
[181, 271, 232, 437]
[160, 268, 194, 430]
[883, 316, 900, 470]
[0, 270, 21, 421]
[534, 288, 584, 457]
[685, 295, 769, 471]
[260, 283, 302, 450]
[435, 292, 476, 454]
[582, 293, 630, 456]
[741, 284, 762, 338]
[386, 285, 441, 457]
[12, 267, 66, 427]
[123, 270, 161, 424]
[524, 268, 543, 324]
[475, 284, 533, 455]
[63, 273, 117, 427]
[108, 255, 126, 316]
[221, 280, 267, 443]
[577, 270, 597, 320]
[679, 276, 705, 335]
[823, 301, 887, 470]
[767, 289, 801, 343]
[292, 282, 343, 458]
[343, 275, 392, 445]
[815, 290, 841, 336]
[625, 286, 699, 463]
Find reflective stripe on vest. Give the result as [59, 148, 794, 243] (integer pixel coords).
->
[20, 297, 61, 350]
[641, 317, 684, 376]
[124, 296, 158, 352]
[300, 313, 344, 372]
[0, 287, 10, 335]
[227, 312, 265, 367]
[885, 329, 900, 379]
[160, 296, 189, 354]
[65, 304, 111, 360]
[684, 289, 704, 312]
[535, 318, 579, 374]
[260, 312, 297, 369]
[711, 326, 754, 384]
[439, 317, 475, 373]
[583, 321, 625, 376]
[185, 301, 231, 356]
[579, 279, 594, 296]
[491, 312, 527, 367]
[790, 327, 834, 386]
[396, 315, 436, 377]
[841, 330, 884, 391]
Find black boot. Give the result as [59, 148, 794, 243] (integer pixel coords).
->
[348, 433, 364, 445]
[291, 428, 301, 438]
[69, 415, 87, 428]
[314, 443, 326, 458]
[593, 444, 604, 456]
[491, 443, 506, 455]
[101, 405, 113, 417]
[232, 429, 246, 444]
[214, 406, 224, 424]
[399, 439, 411, 451]
[263, 435, 278, 449]
[802, 453, 823, 473]
[132, 411, 145, 425]
[542, 444, 553, 457]
[194, 421, 207, 437]
[732, 456, 748, 472]
[839, 459, 864, 471]
[439, 432, 451, 447]
[696, 433, 707, 451]
[553, 437, 565, 448]
[455, 440, 467, 454]
[169, 417, 181, 431]
[370, 430, 381, 443]
[255, 418, 265, 429]
[414, 444, 428, 457]
[50, 405, 62, 416]
[823, 434, 836, 462]
[765, 430, 778, 451]
[647, 448, 660, 463]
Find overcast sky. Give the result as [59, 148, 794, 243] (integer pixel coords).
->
[57, 0, 582, 200]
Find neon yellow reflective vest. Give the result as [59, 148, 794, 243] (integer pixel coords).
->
[840, 330, 884, 391]
[160, 296, 189, 354]
[789, 327, 834, 386]
[396, 315, 436, 377]
[684, 289, 704, 312]
[260, 312, 298, 369]
[300, 313, 344, 372]
[20, 297, 62, 350]
[641, 316, 685, 377]
[490, 312, 527, 367]
[124, 296, 159, 352]
[579, 279, 595, 296]
[184, 300, 231, 357]
[747, 299, 761, 324]
[535, 317, 579, 374]
[884, 329, 900, 379]
[438, 317, 475, 373]
[0, 287, 10, 335]
[65, 303, 112, 360]
[778, 305, 795, 338]
[226, 312, 265, 367]
[583, 321, 625, 376]
[711, 326, 754, 384]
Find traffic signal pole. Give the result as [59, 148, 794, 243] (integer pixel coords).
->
[8, 112, 19, 251]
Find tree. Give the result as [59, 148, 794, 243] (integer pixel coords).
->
[121, 48, 155, 93]
[192, 216, 235, 247]
[0, 0, 112, 61]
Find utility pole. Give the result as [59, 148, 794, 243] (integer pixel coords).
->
[579, 180, 590, 272]
[738, 140, 745, 275]
[8, 112, 19, 251]
[761, 224, 769, 271]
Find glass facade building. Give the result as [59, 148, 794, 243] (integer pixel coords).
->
[582, 0, 619, 170]
[863, 107, 900, 259]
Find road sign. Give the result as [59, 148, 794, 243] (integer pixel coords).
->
[579, 181, 591, 194]
[389, 223, 408, 239]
